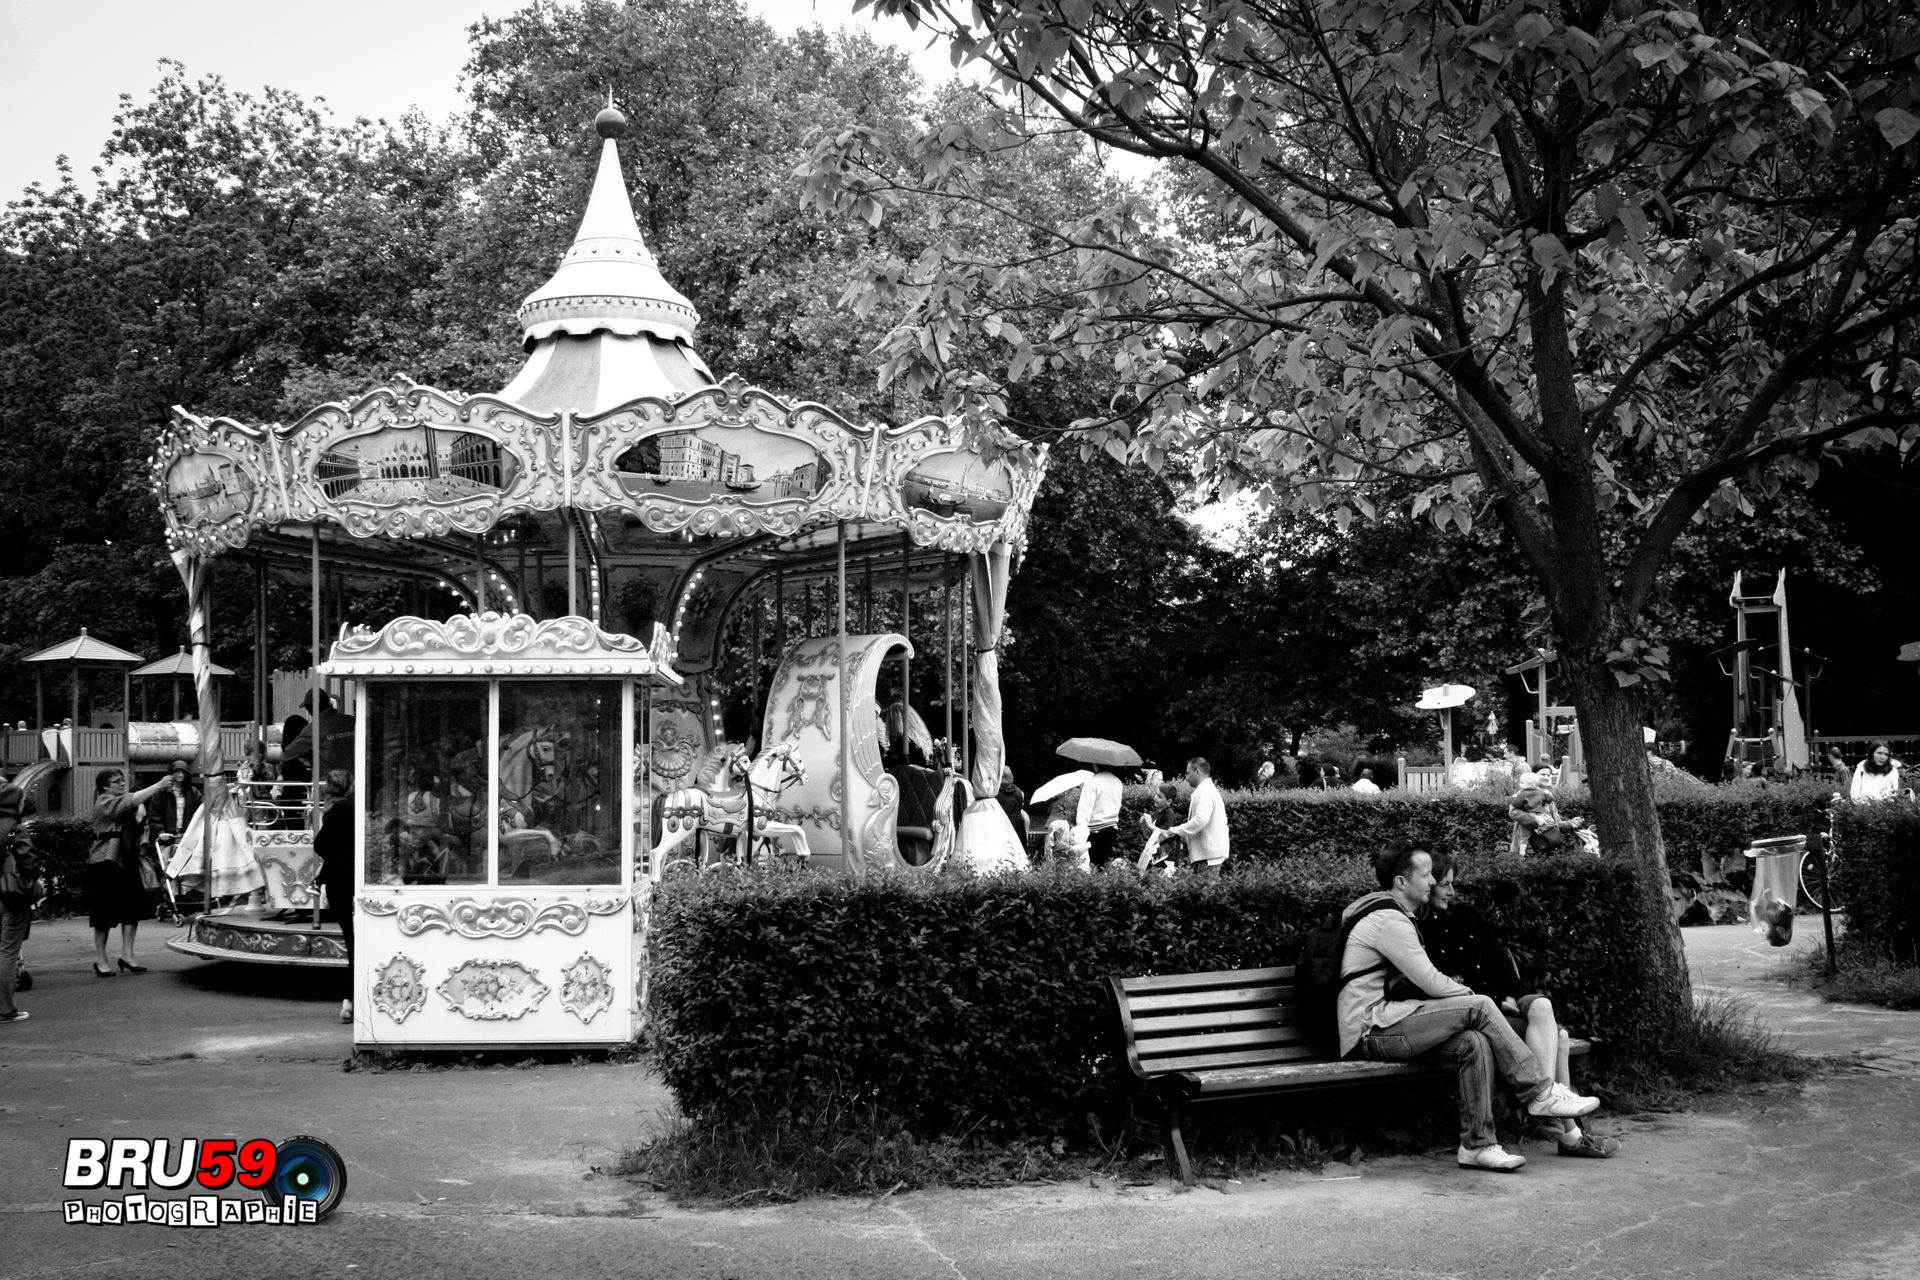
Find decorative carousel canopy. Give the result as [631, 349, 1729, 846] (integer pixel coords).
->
[150, 104, 1046, 570]
[319, 612, 682, 680]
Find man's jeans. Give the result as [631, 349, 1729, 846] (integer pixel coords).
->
[1359, 994, 1550, 1149]
[0, 901, 28, 1017]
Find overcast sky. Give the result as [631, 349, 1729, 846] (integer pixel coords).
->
[0, 0, 955, 200]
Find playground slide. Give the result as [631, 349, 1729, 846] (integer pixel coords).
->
[10, 759, 66, 817]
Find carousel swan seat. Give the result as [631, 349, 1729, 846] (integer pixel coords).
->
[888, 762, 949, 866]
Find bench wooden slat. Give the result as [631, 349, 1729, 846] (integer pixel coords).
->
[1184, 1058, 1446, 1092]
[1125, 984, 1293, 1014]
[1129, 1005, 1309, 1034]
[1145, 1042, 1333, 1073]
[1117, 966, 1293, 993]
[1131, 1025, 1313, 1057]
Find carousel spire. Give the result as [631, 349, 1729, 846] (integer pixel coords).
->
[513, 103, 704, 350]
[502, 102, 714, 410]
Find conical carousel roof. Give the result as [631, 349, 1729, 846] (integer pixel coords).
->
[500, 106, 714, 413]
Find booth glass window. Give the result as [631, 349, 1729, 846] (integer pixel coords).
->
[365, 681, 489, 886]
[498, 680, 623, 887]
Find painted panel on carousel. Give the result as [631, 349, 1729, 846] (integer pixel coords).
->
[281, 378, 563, 539]
[152, 410, 279, 554]
[577, 374, 873, 536]
[874, 416, 1049, 554]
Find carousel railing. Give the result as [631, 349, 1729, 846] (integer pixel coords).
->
[233, 777, 321, 830]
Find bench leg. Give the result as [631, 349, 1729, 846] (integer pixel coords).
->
[1163, 1092, 1194, 1187]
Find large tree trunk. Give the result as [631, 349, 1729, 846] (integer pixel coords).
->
[1565, 655, 1692, 1041]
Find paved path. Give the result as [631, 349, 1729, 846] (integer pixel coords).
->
[4, 916, 1918, 1280]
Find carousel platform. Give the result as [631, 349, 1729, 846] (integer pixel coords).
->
[165, 908, 348, 968]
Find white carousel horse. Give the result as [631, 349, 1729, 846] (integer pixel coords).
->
[649, 741, 811, 876]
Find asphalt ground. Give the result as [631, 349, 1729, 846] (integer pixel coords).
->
[3, 914, 1917, 1280]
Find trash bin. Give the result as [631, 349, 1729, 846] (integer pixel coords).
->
[1746, 834, 1805, 945]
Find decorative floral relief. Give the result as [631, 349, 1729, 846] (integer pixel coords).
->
[387, 896, 624, 940]
[370, 954, 428, 1023]
[437, 960, 549, 1021]
[559, 954, 616, 1024]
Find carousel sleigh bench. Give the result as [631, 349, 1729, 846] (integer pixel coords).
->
[1106, 965, 1591, 1185]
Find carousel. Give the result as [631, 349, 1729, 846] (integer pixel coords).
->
[150, 106, 1047, 1047]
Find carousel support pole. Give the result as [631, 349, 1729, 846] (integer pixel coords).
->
[899, 533, 912, 709]
[864, 557, 874, 633]
[837, 523, 853, 872]
[532, 550, 546, 621]
[516, 532, 528, 618]
[310, 525, 324, 808]
[774, 569, 785, 656]
[942, 559, 954, 751]
[473, 534, 487, 613]
[962, 556, 974, 781]
[254, 559, 268, 729]
[751, 587, 763, 698]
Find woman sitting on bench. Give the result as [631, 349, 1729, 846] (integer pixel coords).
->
[1420, 851, 1619, 1159]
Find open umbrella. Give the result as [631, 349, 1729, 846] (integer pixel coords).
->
[1414, 684, 1476, 770]
[1055, 737, 1143, 767]
[1029, 768, 1092, 805]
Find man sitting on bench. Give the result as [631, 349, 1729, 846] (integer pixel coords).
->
[1337, 843, 1600, 1172]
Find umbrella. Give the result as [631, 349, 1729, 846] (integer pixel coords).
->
[1415, 683, 1476, 710]
[1055, 737, 1143, 767]
[1030, 769, 1092, 805]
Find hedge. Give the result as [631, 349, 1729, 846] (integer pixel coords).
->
[1099, 781, 1835, 876]
[647, 854, 1667, 1141]
[1835, 804, 1920, 963]
[17, 816, 96, 917]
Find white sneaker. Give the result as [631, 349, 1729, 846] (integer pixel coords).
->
[1458, 1144, 1527, 1171]
[339, 999, 353, 1024]
[1528, 1081, 1601, 1118]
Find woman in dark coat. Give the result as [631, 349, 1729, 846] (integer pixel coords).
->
[1419, 851, 1618, 1158]
[88, 769, 169, 977]
[311, 769, 356, 1023]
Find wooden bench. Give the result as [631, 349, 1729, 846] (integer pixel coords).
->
[1107, 964, 1591, 1185]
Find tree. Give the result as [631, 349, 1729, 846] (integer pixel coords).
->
[808, 0, 1920, 1033]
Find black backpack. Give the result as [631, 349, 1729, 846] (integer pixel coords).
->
[1293, 898, 1402, 1043]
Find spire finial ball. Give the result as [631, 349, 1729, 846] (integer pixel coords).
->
[594, 105, 628, 139]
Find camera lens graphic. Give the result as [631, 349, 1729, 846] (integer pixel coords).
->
[264, 1135, 347, 1221]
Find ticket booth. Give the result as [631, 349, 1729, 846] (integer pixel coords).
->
[321, 612, 680, 1048]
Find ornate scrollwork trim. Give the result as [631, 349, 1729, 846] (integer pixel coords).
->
[322, 612, 681, 681]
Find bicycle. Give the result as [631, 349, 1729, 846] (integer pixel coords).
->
[1797, 799, 1842, 911]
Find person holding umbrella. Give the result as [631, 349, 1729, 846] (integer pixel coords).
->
[1055, 738, 1139, 870]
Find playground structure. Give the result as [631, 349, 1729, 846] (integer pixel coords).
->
[1714, 570, 1818, 773]
[1504, 648, 1587, 779]
[144, 107, 1046, 1046]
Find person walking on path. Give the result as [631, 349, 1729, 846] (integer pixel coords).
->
[1, 782, 38, 1023]
[87, 769, 169, 978]
[1162, 757, 1229, 880]
[1337, 843, 1599, 1172]
[312, 769, 357, 1024]
[1074, 766, 1125, 869]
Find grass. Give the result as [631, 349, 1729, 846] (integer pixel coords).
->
[1595, 993, 1815, 1110]
[1789, 944, 1920, 1011]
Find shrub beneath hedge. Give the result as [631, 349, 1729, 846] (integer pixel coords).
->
[19, 816, 95, 917]
[1835, 804, 1920, 963]
[647, 854, 1666, 1142]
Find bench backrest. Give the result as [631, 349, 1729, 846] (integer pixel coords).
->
[1108, 966, 1333, 1080]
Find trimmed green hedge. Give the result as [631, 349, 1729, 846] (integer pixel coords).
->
[1101, 782, 1834, 874]
[647, 854, 1666, 1141]
[1835, 804, 1920, 963]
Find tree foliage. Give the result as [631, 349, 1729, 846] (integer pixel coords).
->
[806, 0, 1920, 1026]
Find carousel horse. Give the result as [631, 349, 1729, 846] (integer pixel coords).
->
[649, 740, 811, 876]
